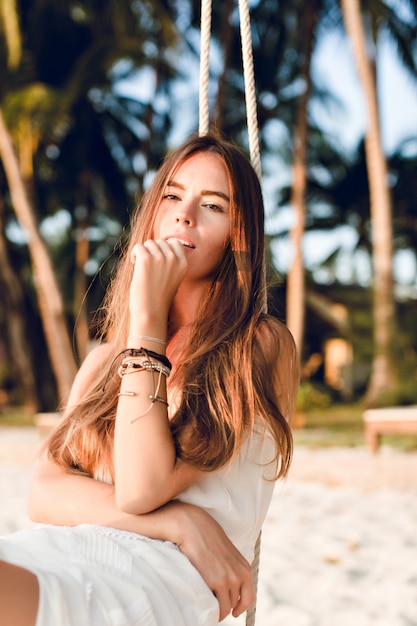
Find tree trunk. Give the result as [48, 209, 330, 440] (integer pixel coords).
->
[286, 0, 320, 359]
[213, 0, 235, 131]
[0, 108, 77, 406]
[341, 0, 396, 405]
[74, 212, 90, 363]
[0, 201, 38, 412]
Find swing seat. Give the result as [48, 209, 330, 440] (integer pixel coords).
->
[363, 406, 417, 453]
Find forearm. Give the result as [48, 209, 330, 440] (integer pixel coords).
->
[28, 456, 182, 542]
[113, 240, 195, 513]
[114, 328, 176, 513]
[114, 311, 201, 513]
[28, 456, 254, 620]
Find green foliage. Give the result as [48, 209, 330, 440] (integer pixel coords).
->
[1, 0, 417, 411]
[293, 402, 417, 451]
[370, 382, 417, 409]
[0, 411, 35, 427]
[296, 382, 332, 413]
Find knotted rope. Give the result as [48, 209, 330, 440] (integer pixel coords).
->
[237, 0, 261, 179]
[198, 6, 264, 624]
[198, 0, 212, 136]
[198, 0, 261, 179]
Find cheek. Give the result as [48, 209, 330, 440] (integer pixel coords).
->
[211, 235, 229, 264]
[151, 214, 163, 239]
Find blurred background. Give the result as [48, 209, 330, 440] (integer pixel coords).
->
[0, 0, 416, 449]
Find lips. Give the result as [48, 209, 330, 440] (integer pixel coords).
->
[166, 236, 195, 249]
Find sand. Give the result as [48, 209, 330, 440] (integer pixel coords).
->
[1, 426, 417, 625]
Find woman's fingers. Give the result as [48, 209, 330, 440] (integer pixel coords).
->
[131, 237, 186, 263]
[129, 239, 188, 319]
[213, 565, 254, 621]
[219, 560, 254, 620]
[173, 503, 255, 621]
[231, 577, 255, 618]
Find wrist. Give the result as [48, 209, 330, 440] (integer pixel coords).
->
[126, 334, 167, 351]
[127, 316, 168, 349]
[160, 501, 195, 546]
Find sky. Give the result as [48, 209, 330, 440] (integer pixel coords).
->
[312, 30, 417, 156]
[269, 29, 417, 292]
[104, 23, 417, 292]
[38, 17, 417, 293]
[116, 17, 417, 162]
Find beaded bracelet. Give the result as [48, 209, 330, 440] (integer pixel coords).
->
[102, 346, 172, 392]
[118, 360, 171, 379]
[118, 365, 168, 423]
[121, 348, 171, 372]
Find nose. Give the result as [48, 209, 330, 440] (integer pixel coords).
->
[175, 200, 195, 226]
[176, 215, 191, 225]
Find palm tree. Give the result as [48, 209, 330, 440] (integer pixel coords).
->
[286, 0, 322, 357]
[0, 2, 77, 403]
[0, 108, 78, 403]
[0, 195, 38, 412]
[340, 0, 397, 404]
[0, 0, 179, 406]
[188, 0, 313, 354]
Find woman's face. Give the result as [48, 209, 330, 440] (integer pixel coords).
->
[153, 151, 231, 283]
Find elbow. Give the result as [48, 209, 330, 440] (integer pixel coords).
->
[114, 460, 180, 514]
[117, 500, 154, 515]
[115, 484, 165, 515]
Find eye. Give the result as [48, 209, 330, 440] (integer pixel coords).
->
[203, 202, 224, 213]
[163, 193, 181, 201]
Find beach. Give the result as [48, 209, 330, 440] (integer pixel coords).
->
[1, 426, 417, 625]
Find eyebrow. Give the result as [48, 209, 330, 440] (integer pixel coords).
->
[167, 180, 230, 203]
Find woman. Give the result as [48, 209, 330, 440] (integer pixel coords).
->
[0, 133, 299, 626]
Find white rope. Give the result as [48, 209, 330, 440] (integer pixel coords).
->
[199, 0, 212, 135]
[245, 531, 261, 626]
[198, 9, 263, 625]
[198, 0, 261, 181]
[237, 0, 266, 317]
[238, 0, 261, 179]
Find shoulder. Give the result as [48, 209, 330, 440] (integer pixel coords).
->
[65, 342, 115, 410]
[254, 315, 300, 422]
[255, 315, 298, 365]
[75, 342, 116, 385]
[80, 342, 115, 371]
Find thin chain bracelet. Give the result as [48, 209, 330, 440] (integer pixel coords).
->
[118, 390, 169, 406]
[127, 335, 166, 347]
[117, 367, 169, 423]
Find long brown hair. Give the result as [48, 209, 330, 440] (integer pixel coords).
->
[48, 133, 297, 481]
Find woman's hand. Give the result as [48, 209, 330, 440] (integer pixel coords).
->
[173, 503, 255, 621]
[29, 459, 254, 620]
[129, 239, 188, 327]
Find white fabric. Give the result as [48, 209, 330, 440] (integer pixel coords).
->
[0, 426, 276, 626]
[179, 424, 276, 564]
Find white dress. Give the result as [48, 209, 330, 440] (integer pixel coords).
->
[0, 425, 277, 626]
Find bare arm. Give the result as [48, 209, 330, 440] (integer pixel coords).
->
[28, 253, 255, 620]
[28, 457, 254, 620]
[55, 240, 202, 516]
[113, 239, 205, 514]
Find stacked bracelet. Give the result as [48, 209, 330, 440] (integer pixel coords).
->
[121, 348, 171, 372]
[102, 346, 171, 392]
[118, 359, 171, 379]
